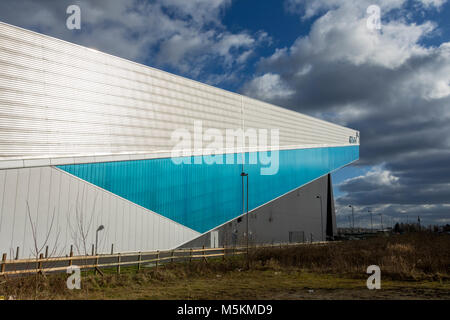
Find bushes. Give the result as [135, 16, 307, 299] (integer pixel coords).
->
[250, 233, 450, 280]
[1, 233, 448, 299]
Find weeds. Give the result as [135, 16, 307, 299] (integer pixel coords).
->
[250, 233, 450, 281]
[0, 232, 448, 299]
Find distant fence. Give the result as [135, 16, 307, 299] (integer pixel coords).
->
[0, 241, 330, 277]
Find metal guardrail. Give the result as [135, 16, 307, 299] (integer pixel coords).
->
[0, 241, 330, 277]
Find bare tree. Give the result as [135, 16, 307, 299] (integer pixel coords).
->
[67, 184, 98, 256]
[26, 201, 62, 259]
[25, 201, 62, 299]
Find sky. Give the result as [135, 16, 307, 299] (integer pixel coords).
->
[0, 0, 449, 228]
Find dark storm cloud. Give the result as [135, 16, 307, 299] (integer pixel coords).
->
[242, 0, 450, 224]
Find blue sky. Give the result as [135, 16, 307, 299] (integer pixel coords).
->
[0, 0, 449, 227]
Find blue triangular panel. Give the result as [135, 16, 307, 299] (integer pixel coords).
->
[58, 146, 358, 233]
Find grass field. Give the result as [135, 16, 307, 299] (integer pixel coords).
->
[1, 233, 449, 300]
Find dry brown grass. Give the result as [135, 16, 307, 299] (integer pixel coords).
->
[250, 233, 450, 281]
[0, 232, 448, 299]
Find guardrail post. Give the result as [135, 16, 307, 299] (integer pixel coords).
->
[15, 247, 20, 260]
[91, 244, 95, 256]
[202, 245, 207, 263]
[111, 244, 114, 254]
[1, 253, 6, 274]
[95, 255, 99, 275]
[138, 252, 142, 271]
[45, 246, 48, 258]
[189, 248, 192, 263]
[171, 250, 174, 264]
[69, 245, 73, 266]
[156, 251, 159, 271]
[222, 245, 225, 261]
[38, 253, 43, 273]
[117, 253, 121, 274]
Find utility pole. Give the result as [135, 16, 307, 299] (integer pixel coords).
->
[348, 205, 354, 233]
[368, 209, 373, 233]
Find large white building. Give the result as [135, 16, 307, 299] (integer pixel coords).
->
[0, 22, 359, 258]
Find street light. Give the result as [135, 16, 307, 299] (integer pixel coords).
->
[348, 205, 354, 233]
[95, 225, 104, 255]
[368, 209, 373, 232]
[241, 172, 249, 269]
[316, 195, 324, 241]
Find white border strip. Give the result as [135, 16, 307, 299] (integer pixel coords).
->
[0, 143, 359, 170]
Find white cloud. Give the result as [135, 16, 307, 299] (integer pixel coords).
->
[418, 0, 447, 8]
[244, 0, 449, 103]
[243, 0, 450, 224]
[243, 73, 294, 100]
[339, 166, 400, 188]
[0, 0, 267, 84]
[285, 0, 408, 18]
[285, 0, 446, 18]
[284, 3, 435, 69]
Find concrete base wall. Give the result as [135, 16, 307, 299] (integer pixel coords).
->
[179, 174, 336, 249]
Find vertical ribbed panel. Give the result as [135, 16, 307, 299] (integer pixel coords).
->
[0, 166, 200, 259]
[58, 145, 359, 233]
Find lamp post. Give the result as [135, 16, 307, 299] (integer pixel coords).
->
[241, 172, 249, 269]
[368, 209, 373, 233]
[316, 195, 324, 241]
[348, 205, 354, 233]
[95, 225, 104, 255]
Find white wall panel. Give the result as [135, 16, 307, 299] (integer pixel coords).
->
[115, 199, 124, 253]
[0, 22, 357, 167]
[242, 96, 357, 147]
[154, 214, 160, 250]
[48, 169, 63, 257]
[13, 168, 28, 257]
[1, 169, 18, 255]
[0, 170, 6, 247]
[0, 166, 200, 259]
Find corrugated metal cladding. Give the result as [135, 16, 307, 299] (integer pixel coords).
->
[0, 22, 360, 258]
[0, 165, 199, 258]
[58, 146, 358, 233]
[0, 22, 358, 163]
